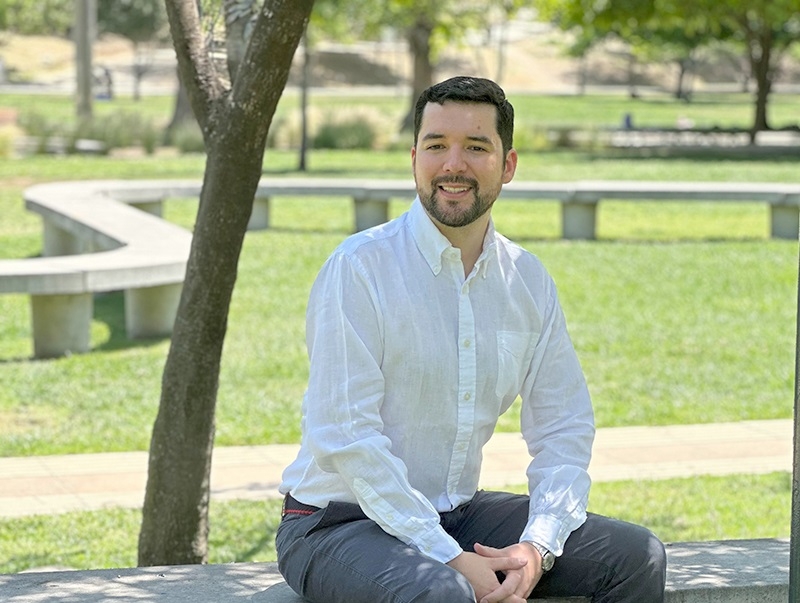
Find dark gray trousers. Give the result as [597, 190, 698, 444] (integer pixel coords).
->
[276, 490, 666, 603]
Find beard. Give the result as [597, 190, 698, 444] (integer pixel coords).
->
[417, 175, 499, 228]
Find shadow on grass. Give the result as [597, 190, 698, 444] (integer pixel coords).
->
[0, 290, 166, 363]
[506, 234, 772, 246]
[231, 522, 279, 563]
[268, 225, 351, 236]
[597, 148, 800, 162]
[93, 291, 168, 354]
[261, 166, 407, 177]
[1, 552, 79, 575]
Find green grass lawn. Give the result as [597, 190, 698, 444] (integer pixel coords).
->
[0, 90, 797, 573]
[1, 189, 795, 454]
[4, 88, 800, 134]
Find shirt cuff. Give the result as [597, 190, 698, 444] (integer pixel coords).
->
[413, 524, 463, 564]
[520, 513, 582, 557]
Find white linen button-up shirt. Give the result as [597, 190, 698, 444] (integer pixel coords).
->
[280, 198, 594, 564]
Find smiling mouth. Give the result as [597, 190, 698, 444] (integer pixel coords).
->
[439, 184, 471, 194]
[434, 177, 477, 196]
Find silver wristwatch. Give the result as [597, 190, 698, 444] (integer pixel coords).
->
[530, 541, 555, 572]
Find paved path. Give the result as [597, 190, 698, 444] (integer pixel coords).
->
[0, 419, 792, 519]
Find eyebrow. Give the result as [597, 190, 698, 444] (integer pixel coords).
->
[421, 133, 494, 145]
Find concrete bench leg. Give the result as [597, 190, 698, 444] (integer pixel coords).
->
[770, 204, 799, 240]
[125, 283, 182, 339]
[354, 197, 389, 232]
[562, 202, 598, 240]
[30, 293, 93, 358]
[131, 200, 164, 218]
[43, 221, 85, 256]
[249, 197, 270, 231]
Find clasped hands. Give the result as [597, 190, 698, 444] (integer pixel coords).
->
[447, 541, 544, 603]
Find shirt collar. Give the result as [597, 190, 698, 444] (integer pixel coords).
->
[408, 197, 498, 277]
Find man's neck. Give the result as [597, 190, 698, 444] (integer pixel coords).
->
[435, 215, 490, 277]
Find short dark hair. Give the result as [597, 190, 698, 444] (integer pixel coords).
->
[413, 76, 514, 156]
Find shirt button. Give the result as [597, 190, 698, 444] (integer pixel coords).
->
[464, 393, 471, 400]
[464, 339, 471, 348]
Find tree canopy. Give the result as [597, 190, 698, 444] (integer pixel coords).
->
[0, 0, 72, 36]
[97, 0, 168, 45]
[535, 0, 800, 134]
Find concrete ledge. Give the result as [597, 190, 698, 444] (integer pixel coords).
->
[0, 539, 788, 602]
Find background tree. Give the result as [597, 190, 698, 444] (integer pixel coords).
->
[137, 0, 314, 567]
[697, 0, 800, 136]
[310, 0, 529, 131]
[535, 0, 800, 137]
[97, 0, 169, 100]
[0, 0, 72, 35]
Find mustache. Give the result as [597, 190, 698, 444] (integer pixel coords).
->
[432, 175, 478, 188]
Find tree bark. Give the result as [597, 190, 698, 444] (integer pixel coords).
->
[222, 0, 252, 81]
[400, 15, 433, 132]
[138, 0, 314, 567]
[748, 27, 773, 140]
[165, 75, 195, 144]
[299, 31, 310, 171]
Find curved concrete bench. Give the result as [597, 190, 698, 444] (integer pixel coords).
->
[0, 181, 195, 358]
[0, 539, 789, 602]
[3, 178, 799, 358]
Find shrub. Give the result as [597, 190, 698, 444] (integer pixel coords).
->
[0, 126, 15, 158]
[171, 121, 206, 154]
[18, 110, 161, 155]
[313, 118, 375, 150]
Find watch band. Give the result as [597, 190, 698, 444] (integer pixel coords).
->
[529, 541, 556, 572]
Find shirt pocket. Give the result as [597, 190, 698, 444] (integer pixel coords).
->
[495, 331, 535, 398]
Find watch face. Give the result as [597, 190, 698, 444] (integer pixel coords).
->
[542, 551, 555, 572]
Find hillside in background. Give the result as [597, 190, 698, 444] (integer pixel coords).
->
[2, 22, 799, 99]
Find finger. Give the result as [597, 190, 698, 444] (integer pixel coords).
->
[505, 568, 534, 599]
[486, 555, 528, 573]
[474, 542, 501, 557]
[474, 544, 527, 570]
[479, 572, 523, 603]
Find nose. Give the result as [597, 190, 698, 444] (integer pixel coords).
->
[442, 147, 467, 173]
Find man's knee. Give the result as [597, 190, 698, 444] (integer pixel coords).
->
[638, 528, 667, 592]
[407, 566, 475, 603]
[611, 522, 666, 602]
[626, 522, 667, 579]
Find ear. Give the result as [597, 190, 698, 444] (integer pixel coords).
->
[502, 148, 518, 184]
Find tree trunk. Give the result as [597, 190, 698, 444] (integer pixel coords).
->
[626, 52, 639, 99]
[165, 76, 195, 144]
[223, 0, 251, 80]
[674, 57, 694, 101]
[400, 16, 434, 132]
[137, 122, 261, 565]
[138, 0, 314, 567]
[299, 31, 310, 171]
[749, 28, 773, 141]
[132, 43, 142, 101]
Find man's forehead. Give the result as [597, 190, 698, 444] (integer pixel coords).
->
[419, 101, 499, 135]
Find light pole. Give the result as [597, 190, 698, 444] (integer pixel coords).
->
[791, 245, 800, 602]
